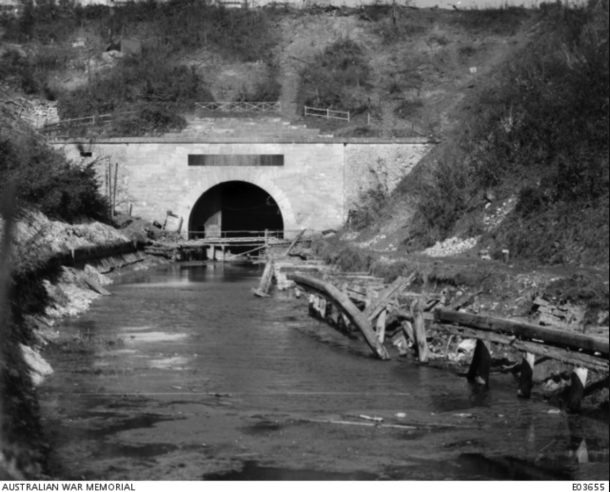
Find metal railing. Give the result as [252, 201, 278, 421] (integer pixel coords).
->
[39, 111, 135, 134]
[187, 229, 314, 241]
[304, 105, 350, 122]
[196, 101, 282, 113]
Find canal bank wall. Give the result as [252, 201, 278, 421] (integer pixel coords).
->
[0, 217, 159, 479]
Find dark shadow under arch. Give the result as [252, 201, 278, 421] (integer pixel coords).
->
[189, 181, 284, 242]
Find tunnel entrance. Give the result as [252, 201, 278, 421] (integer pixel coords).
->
[188, 182, 284, 247]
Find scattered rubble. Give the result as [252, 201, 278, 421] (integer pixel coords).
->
[422, 236, 479, 257]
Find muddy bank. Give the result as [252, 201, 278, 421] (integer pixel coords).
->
[1, 214, 165, 479]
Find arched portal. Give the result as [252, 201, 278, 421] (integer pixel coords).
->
[188, 181, 284, 241]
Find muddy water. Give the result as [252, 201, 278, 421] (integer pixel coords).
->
[39, 264, 609, 480]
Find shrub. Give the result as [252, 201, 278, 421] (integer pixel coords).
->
[348, 182, 390, 231]
[108, 104, 187, 136]
[0, 50, 39, 95]
[56, 46, 213, 135]
[0, 136, 109, 223]
[300, 39, 372, 113]
[403, 3, 609, 265]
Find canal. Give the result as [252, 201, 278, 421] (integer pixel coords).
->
[39, 264, 609, 480]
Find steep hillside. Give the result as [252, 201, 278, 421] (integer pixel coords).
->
[347, 1, 609, 269]
[1, 2, 534, 137]
[1, 1, 606, 269]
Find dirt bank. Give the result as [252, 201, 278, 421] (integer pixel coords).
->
[0, 212, 166, 479]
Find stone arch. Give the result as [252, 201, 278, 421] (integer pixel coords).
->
[185, 177, 297, 239]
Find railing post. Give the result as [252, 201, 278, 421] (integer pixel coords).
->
[327, 108, 330, 120]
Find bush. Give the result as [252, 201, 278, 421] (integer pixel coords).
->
[0, 136, 109, 223]
[348, 182, 390, 231]
[58, 48, 210, 119]
[406, 158, 471, 249]
[0, 50, 39, 95]
[404, 3, 609, 265]
[108, 104, 187, 136]
[299, 39, 372, 113]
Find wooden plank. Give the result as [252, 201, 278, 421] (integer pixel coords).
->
[365, 274, 415, 321]
[252, 259, 274, 297]
[288, 273, 390, 360]
[435, 309, 609, 355]
[283, 229, 306, 257]
[413, 299, 430, 363]
[435, 323, 608, 373]
[376, 309, 387, 344]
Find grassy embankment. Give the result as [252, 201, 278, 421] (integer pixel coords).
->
[0, 0, 281, 135]
[349, 1, 608, 269]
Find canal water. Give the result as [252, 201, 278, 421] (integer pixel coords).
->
[39, 264, 609, 480]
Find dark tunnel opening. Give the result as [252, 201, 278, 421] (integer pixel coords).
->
[188, 182, 284, 250]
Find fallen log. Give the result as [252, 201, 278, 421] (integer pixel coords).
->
[435, 309, 609, 356]
[288, 273, 390, 360]
[434, 323, 608, 373]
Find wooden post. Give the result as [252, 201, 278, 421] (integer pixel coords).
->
[568, 367, 588, 413]
[128, 203, 133, 216]
[254, 259, 275, 297]
[319, 297, 327, 319]
[413, 299, 429, 363]
[113, 162, 119, 218]
[376, 309, 387, 344]
[221, 245, 226, 263]
[517, 353, 536, 399]
[402, 321, 415, 346]
[467, 340, 492, 387]
[308, 294, 316, 316]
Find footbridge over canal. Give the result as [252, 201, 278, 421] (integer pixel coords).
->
[53, 118, 432, 240]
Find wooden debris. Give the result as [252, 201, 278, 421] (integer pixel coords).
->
[365, 274, 415, 321]
[533, 297, 586, 329]
[376, 309, 387, 343]
[435, 323, 608, 373]
[568, 368, 588, 413]
[288, 273, 390, 360]
[413, 299, 430, 363]
[448, 289, 484, 311]
[435, 309, 609, 356]
[252, 259, 274, 298]
[517, 353, 536, 398]
[467, 340, 491, 387]
[283, 229, 306, 257]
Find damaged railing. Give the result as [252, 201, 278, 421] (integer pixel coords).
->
[196, 101, 282, 113]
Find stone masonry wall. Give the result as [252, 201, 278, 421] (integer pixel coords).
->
[344, 143, 432, 213]
[58, 141, 346, 235]
[56, 139, 431, 237]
